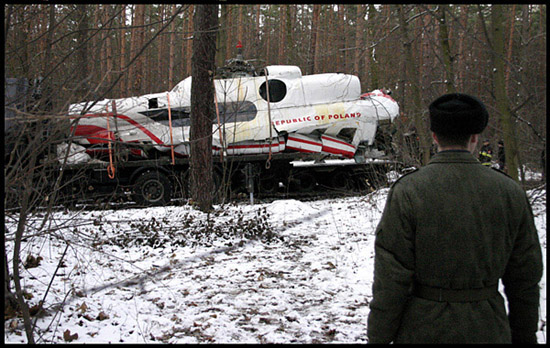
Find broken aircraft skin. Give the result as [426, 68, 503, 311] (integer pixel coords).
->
[65, 65, 398, 164]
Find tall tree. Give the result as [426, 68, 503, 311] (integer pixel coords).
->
[189, 4, 219, 212]
[311, 4, 321, 74]
[76, 4, 89, 100]
[168, 4, 177, 89]
[456, 5, 469, 91]
[353, 5, 365, 77]
[491, 5, 520, 181]
[278, 5, 286, 64]
[367, 4, 380, 89]
[436, 5, 456, 93]
[335, 5, 344, 70]
[185, 5, 194, 76]
[129, 5, 146, 95]
[224, 5, 232, 61]
[398, 5, 431, 166]
[119, 5, 127, 95]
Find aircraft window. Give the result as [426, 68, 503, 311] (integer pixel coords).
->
[217, 101, 257, 123]
[148, 98, 158, 109]
[259, 79, 287, 103]
[142, 101, 257, 127]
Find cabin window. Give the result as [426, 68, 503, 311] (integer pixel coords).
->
[259, 79, 287, 103]
[144, 101, 257, 128]
[148, 98, 158, 109]
[217, 101, 257, 123]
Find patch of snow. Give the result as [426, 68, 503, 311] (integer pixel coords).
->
[4, 189, 546, 343]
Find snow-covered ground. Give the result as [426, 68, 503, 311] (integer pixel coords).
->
[4, 187, 546, 343]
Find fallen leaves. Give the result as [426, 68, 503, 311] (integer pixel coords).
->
[24, 254, 43, 269]
[63, 329, 78, 342]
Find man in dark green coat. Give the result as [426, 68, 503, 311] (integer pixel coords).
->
[367, 93, 543, 344]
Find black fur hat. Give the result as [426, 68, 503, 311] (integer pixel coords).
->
[429, 93, 488, 135]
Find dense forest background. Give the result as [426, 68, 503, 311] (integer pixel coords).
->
[3, 5, 547, 342]
[4, 4, 547, 175]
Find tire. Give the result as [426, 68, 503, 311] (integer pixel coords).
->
[258, 176, 279, 195]
[289, 171, 316, 192]
[328, 170, 352, 191]
[133, 170, 172, 206]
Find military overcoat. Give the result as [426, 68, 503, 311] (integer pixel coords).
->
[367, 151, 543, 344]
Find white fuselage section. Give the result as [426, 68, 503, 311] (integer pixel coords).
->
[67, 65, 398, 160]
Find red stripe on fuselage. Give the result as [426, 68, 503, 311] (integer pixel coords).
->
[287, 136, 321, 146]
[72, 113, 164, 145]
[321, 145, 355, 158]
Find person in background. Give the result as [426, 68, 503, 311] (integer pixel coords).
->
[479, 138, 493, 166]
[367, 93, 543, 344]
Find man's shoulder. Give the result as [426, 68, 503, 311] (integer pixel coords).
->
[390, 167, 421, 188]
[487, 167, 525, 191]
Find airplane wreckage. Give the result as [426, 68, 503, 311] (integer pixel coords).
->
[55, 43, 400, 206]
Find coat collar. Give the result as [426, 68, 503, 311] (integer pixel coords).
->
[428, 150, 480, 165]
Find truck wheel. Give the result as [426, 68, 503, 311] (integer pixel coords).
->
[289, 171, 316, 192]
[259, 176, 279, 195]
[133, 170, 172, 206]
[329, 170, 352, 191]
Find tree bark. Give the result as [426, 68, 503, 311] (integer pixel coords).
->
[76, 4, 89, 100]
[437, 5, 456, 93]
[311, 4, 321, 74]
[456, 5, 469, 91]
[186, 5, 194, 76]
[398, 5, 431, 166]
[491, 5, 519, 182]
[367, 4, 379, 89]
[353, 5, 365, 78]
[278, 5, 286, 64]
[119, 5, 127, 95]
[190, 4, 218, 212]
[168, 5, 177, 89]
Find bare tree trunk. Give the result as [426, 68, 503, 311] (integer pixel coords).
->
[100, 6, 107, 89]
[336, 5, 344, 70]
[105, 6, 114, 92]
[237, 5, 244, 43]
[266, 8, 271, 65]
[505, 4, 516, 95]
[132, 5, 146, 95]
[157, 5, 165, 91]
[186, 5, 194, 76]
[285, 5, 294, 64]
[311, 4, 321, 74]
[353, 5, 365, 78]
[190, 4, 218, 212]
[456, 5, 469, 91]
[76, 4, 89, 100]
[437, 5, 456, 93]
[11, 136, 39, 344]
[491, 5, 520, 182]
[367, 4, 379, 89]
[119, 5, 127, 95]
[398, 5, 431, 166]
[168, 5, 177, 89]
[224, 5, 232, 60]
[278, 5, 286, 64]
[255, 5, 261, 56]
